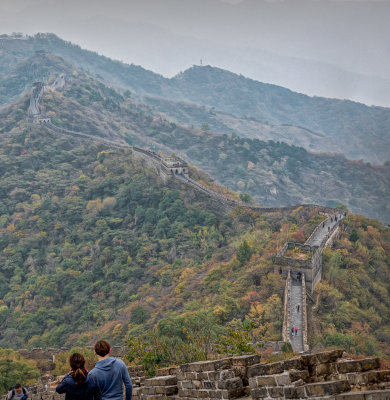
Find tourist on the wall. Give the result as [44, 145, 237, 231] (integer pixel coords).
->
[89, 340, 132, 400]
[7, 385, 28, 400]
[56, 353, 101, 400]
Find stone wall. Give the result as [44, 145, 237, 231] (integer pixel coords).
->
[4, 350, 390, 400]
[276, 215, 343, 294]
[301, 274, 309, 352]
[282, 271, 291, 343]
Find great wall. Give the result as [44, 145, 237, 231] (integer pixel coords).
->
[3, 350, 390, 399]
[10, 77, 390, 399]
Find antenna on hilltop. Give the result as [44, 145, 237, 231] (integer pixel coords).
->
[200, 59, 203, 66]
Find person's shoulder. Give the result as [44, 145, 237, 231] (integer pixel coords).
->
[60, 373, 75, 384]
[88, 367, 98, 377]
[114, 357, 126, 367]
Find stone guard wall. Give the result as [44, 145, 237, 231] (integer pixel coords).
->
[4, 350, 390, 400]
[282, 271, 291, 343]
[301, 274, 309, 352]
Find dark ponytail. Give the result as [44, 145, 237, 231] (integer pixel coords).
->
[69, 353, 87, 385]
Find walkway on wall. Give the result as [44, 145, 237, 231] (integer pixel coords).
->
[289, 277, 304, 352]
[305, 213, 345, 247]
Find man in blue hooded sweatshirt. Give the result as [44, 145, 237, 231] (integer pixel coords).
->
[89, 340, 132, 400]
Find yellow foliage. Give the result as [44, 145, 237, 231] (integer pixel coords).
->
[6, 223, 15, 232]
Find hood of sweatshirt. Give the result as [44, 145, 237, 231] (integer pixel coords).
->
[94, 356, 117, 371]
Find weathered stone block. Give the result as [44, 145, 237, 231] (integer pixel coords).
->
[316, 362, 339, 376]
[186, 359, 233, 373]
[275, 372, 292, 386]
[217, 377, 243, 390]
[345, 372, 366, 386]
[179, 388, 210, 398]
[284, 357, 304, 371]
[250, 387, 268, 399]
[133, 387, 142, 395]
[247, 362, 284, 377]
[155, 385, 178, 395]
[231, 355, 260, 367]
[361, 358, 381, 372]
[268, 386, 285, 398]
[218, 370, 236, 381]
[179, 364, 191, 373]
[366, 370, 390, 385]
[155, 367, 171, 376]
[337, 361, 363, 374]
[202, 381, 214, 389]
[206, 389, 223, 399]
[176, 371, 186, 380]
[182, 372, 199, 380]
[232, 366, 246, 382]
[335, 393, 366, 400]
[284, 385, 306, 398]
[301, 354, 320, 367]
[143, 387, 157, 395]
[249, 375, 277, 388]
[145, 375, 177, 386]
[289, 369, 310, 383]
[305, 380, 351, 397]
[220, 387, 245, 399]
[316, 350, 344, 364]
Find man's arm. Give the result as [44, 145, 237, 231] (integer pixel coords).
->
[121, 362, 133, 400]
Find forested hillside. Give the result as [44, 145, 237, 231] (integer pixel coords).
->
[1, 33, 390, 164]
[1, 51, 389, 223]
[0, 99, 299, 349]
[0, 45, 389, 359]
[311, 214, 390, 356]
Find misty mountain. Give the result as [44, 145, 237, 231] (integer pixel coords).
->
[1, 33, 390, 167]
[1, 0, 390, 106]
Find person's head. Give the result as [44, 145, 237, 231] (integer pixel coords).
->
[14, 384, 22, 394]
[69, 353, 87, 385]
[94, 340, 111, 358]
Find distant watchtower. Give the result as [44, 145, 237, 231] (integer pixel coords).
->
[162, 156, 189, 177]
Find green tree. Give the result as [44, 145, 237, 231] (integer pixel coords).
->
[236, 240, 253, 266]
[0, 349, 40, 395]
[53, 347, 97, 376]
[349, 229, 359, 242]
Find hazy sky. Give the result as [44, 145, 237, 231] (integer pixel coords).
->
[1, 0, 390, 106]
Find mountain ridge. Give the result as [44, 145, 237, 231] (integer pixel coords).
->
[1, 33, 390, 165]
[2, 51, 388, 222]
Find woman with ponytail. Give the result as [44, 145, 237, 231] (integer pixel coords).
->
[56, 353, 101, 400]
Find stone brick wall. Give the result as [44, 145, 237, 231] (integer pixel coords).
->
[282, 271, 291, 343]
[301, 274, 309, 352]
[3, 350, 390, 400]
